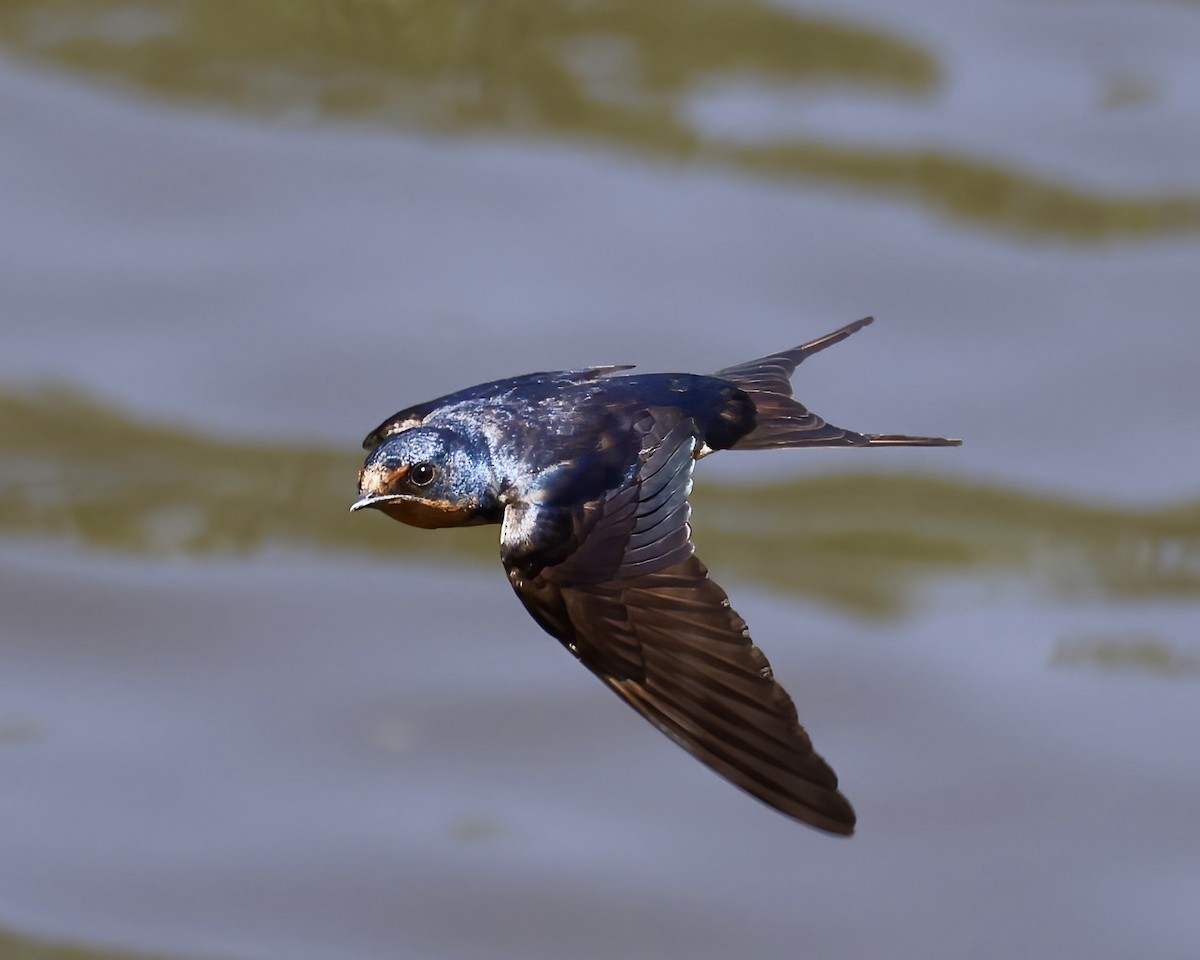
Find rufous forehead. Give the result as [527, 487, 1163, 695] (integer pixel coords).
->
[358, 462, 408, 496]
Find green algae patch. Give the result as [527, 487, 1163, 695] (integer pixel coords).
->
[1, 0, 1197, 241]
[1051, 633, 1200, 677]
[0, 926, 175, 960]
[4, 385, 1200, 618]
[0, 384, 489, 567]
[690, 475, 1200, 616]
[710, 141, 1200, 242]
[0, 0, 935, 128]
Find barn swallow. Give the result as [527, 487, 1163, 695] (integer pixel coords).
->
[352, 317, 959, 835]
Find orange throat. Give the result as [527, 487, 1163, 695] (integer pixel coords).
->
[372, 497, 479, 529]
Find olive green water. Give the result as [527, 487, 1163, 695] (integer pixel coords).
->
[1, 0, 1197, 241]
[0, 929, 166, 960]
[4, 386, 1200, 625]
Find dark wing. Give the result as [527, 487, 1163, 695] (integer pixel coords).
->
[501, 411, 856, 834]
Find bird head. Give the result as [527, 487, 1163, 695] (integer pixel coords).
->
[351, 426, 499, 528]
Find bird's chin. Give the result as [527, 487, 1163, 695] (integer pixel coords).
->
[350, 493, 478, 529]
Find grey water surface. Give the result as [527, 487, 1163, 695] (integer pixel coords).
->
[1, 2, 1199, 959]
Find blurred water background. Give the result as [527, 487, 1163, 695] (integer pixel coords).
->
[1, 2, 1199, 958]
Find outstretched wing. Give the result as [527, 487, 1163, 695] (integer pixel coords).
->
[501, 410, 856, 834]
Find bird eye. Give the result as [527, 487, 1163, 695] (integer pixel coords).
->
[410, 462, 437, 487]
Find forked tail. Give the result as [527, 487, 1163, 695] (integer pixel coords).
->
[714, 317, 961, 450]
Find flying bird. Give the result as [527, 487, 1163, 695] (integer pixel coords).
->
[351, 317, 959, 834]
